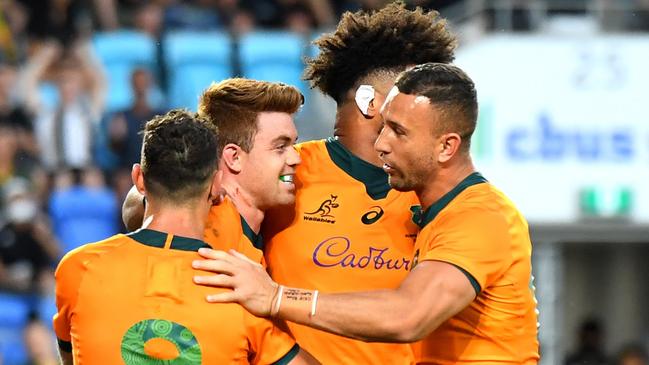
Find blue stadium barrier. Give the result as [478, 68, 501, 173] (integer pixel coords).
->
[163, 31, 233, 110]
[0, 294, 29, 365]
[0, 294, 29, 328]
[239, 31, 309, 95]
[0, 328, 28, 365]
[92, 30, 160, 113]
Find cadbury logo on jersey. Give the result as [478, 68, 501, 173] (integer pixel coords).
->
[361, 206, 384, 225]
[303, 195, 339, 224]
[312, 236, 412, 271]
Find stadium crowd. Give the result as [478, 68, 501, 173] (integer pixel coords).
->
[0, 0, 648, 364]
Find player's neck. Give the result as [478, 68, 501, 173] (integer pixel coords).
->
[417, 160, 477, 211]
[220, 180, 265, 234]
[142, 202, 207, 241]
[333, 108, 383, 167]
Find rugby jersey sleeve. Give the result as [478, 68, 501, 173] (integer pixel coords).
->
[245, 314, 299, 365]
[52, 249, 87, 351]
[418, 207, 511, 293]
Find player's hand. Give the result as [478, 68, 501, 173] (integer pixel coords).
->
[193, 248, 278, 318]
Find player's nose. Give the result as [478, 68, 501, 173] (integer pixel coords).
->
[287, 145, 301, 166]
[374, 128, 390, 155]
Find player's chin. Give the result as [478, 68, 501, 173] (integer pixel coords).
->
[275, 193, 296, 206]
[387, 176, 411, 192]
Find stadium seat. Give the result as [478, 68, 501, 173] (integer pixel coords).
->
[0, 294, 29, 328]
[92, 30, 160, 113]
[163, 31, 233, 110]
[239, 31, 308, 95]
[0, 328, 28, 365]
[0, 294, 29, 364]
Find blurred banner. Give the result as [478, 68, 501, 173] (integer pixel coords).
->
[456, 35, 649, 223]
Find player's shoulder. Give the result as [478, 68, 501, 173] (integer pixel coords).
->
[295, 138, 352, 185]
[55, 234, 129, 276]
[295, 138, 326, 154]
[453, 181, 519, 215]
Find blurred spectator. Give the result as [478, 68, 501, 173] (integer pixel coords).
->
[241, 0, 334, 30]
[616, 344, 649, 365]
[19, 0, 86, 47]
[91, 0, 119, 30]
[0, 178, 59, 294]
[566, 318, 612, 365]
[108, 68, 164, 171]
[23, 312, 58, 365]
[107, 68, 165, 205]
[0, 60, 38, 157]
[49, 168, 118, 254]
[215, 0, 256, 34]
[0, 0, 29, 62]
[133, 1, 164, 37]
[0, 121, 43, 222]
[21, 41, 106, 171]
[163, 0, 222, 31]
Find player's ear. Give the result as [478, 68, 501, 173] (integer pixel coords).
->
[366, 90, 386, 119]
[131, 163, 146, 195]
[355, 85, 375, 118]
[221, 143, 244, 173]
[437, 133, 462, 163]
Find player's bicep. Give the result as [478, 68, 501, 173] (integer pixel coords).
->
[398, 260, 476, 339]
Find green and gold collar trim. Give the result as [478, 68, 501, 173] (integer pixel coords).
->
[128, 228, 210, 251]
[325, 137, 390, 200]
[240, 216, 264, 250]
[411, 172, 488, 229]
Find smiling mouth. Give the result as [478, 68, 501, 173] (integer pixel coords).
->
[279, 174, 294, 183]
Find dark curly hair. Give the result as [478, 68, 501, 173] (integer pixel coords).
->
[141, 109, 218, 202]
[304, 1, 457, 103]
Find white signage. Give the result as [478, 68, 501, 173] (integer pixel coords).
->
[456, 35, 649, 223]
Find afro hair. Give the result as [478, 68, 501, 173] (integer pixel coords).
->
[304, 1, 457, 103]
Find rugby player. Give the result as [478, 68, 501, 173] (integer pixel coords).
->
[261, 3, 456, 363]
[193, 64, 540, 364]
[122, 79, 304, 264]
[54, 109, 317, 364]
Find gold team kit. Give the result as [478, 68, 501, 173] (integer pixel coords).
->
[264, 138, 420, 365]
[53, 228, 296, 364]
[410, 172, 540, 364]
[204, 196, 265, 264]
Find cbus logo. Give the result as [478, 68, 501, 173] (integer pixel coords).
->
[304, 195, 339, 224]
[361, 206, 384, 225]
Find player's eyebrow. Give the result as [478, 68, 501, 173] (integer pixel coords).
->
[385, 118, 408, 133]
[271, 135, 297, 145]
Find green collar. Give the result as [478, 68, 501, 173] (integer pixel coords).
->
[411, 172, 488, 229]
[240, 216, 264, 250]
[127, 228, 210, 251]
[325, 137, 390, 200]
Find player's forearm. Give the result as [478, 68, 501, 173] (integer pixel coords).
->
[275, 287, 422, 343]
[59, 349, 73, 365]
